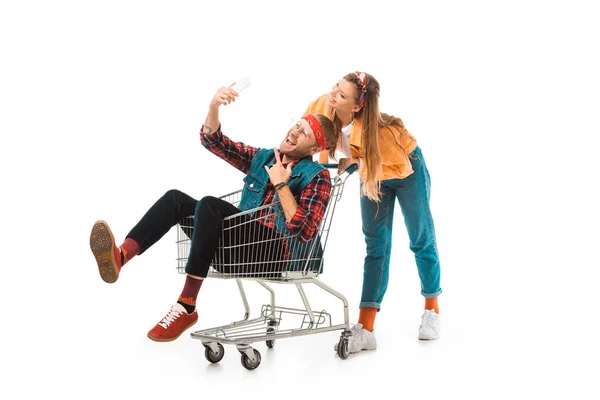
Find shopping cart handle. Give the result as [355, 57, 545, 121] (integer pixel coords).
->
[320, 163, 358, 175]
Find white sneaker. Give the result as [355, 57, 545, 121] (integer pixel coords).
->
[334, 323, 377, 353]
[418, 309, 441, 340]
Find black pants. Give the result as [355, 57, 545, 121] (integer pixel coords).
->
[126, 189, 286, 277]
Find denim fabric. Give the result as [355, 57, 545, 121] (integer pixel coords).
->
[238, 148, 324, 223]
[359, 146, 442, 310]
[238, 148, 325, 271]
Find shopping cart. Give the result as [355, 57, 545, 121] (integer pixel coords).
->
[175, 164, 356, 369]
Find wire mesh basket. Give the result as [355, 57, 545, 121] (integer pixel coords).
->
[176, 166, 350, 280]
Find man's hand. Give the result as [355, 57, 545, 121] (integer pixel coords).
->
[203, 84, 240, 135]
[264, 148, 292, 186]
[210, 84, 239, 108]
[338, 157, 359, 175]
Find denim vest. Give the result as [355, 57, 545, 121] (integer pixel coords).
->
[238, 148, 325, 272]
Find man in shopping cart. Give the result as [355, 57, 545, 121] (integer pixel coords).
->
[89, 84, 338, 342]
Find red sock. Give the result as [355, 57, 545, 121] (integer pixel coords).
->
[177, 275, 204, 313]
[425, 297, 439, 314]
[119, 238, 140, 266]
[358, 307, 377, 332]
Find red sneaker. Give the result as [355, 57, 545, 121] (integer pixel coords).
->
[90, 220, 122, 283]
[147, 303, 198, 342]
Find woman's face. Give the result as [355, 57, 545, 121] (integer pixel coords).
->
[327, 78, 361, 114]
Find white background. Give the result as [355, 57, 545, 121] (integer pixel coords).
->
[1, 0, 599, 398]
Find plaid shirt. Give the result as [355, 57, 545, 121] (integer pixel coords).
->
[200, 126, 331, 242]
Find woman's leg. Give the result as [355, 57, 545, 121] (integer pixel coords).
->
[359, 182, 397, 311]
[335, 186, 395, 353]
[393, 146, 442, 300]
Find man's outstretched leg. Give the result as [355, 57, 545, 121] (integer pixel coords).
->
[89, 189, 198, 283]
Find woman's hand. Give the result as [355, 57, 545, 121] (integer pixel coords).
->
[338, 157, 359, 174]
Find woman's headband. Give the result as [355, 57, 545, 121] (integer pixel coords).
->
[354, 71, 368, 108]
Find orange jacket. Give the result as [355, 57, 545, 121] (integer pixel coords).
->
[305, 94, 418, 181]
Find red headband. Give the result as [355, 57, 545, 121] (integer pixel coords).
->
[302, 114, 327, 150]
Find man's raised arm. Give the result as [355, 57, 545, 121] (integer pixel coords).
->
[200, 85, 257, 174]
[202, 84, 237, 135]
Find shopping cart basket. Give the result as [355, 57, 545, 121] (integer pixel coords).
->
[175, 164, 356, 369]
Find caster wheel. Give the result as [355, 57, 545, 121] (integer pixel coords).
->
[240, 348, 261, 370]
[337, 337, 349, 360]
[204, 343, 225, 363]
[266, 327, 276, 348]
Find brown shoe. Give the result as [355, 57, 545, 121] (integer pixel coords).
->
[90, 220, 122, 283]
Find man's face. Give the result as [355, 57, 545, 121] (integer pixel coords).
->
[279, 119, 320, 159]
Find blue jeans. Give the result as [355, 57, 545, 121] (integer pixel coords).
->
[359, 146, 442, 310]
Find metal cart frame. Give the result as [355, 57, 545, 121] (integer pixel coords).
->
[175, 164, 356, 369]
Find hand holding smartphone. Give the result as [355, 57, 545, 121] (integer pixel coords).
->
[231, 76, 251, 94]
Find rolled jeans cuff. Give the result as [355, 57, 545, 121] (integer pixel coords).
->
[422, 288, 442, 298]
[359, 301, 381, 310]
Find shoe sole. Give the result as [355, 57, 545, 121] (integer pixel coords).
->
[147, 318, 198, 342]
[349, 347, 376, 354]
[90, 220, 119, 284]
[334, 342, 377, 353]
[418, 330, 440, 340]
[418, 335, 439, 341]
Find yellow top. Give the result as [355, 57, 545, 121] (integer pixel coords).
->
[305, 94, 418, 181]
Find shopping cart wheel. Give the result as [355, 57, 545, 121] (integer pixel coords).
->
[240, 348, 262, 370]
[266, 327, 276, 348]
[204, 343, 225, 364]
[337, 337, 349, 360]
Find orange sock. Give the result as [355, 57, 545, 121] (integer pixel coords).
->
[425, 297, 439, 314]
[358, 307, 377, 332]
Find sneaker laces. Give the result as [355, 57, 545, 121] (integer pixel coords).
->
[158, 305, 184, 329]
[422, 310, 439, 330]
[349, 323, 366, 340]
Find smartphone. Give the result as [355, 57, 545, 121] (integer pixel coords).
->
[231, 76, 251, 93]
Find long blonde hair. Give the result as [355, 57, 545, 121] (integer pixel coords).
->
[342, 72, 408, 202]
